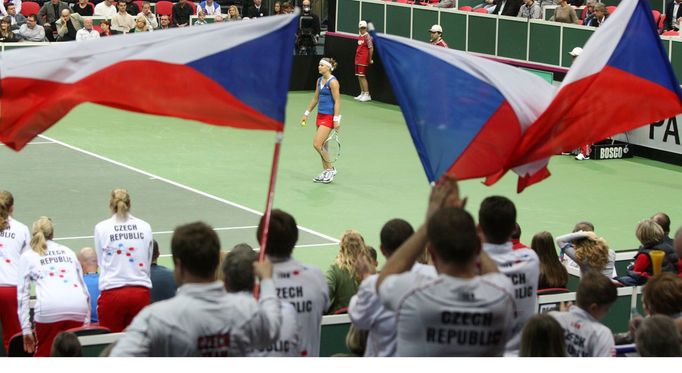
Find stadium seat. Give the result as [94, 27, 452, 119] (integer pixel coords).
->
[536, 287, 570, 295]
[659, 14, 666, 32]
[7, 332, 33, 357]
[395, 0, 416, 4]
[662, 30, 679, 36]
[606, 5, 616, 15]
[20, 1, 39, 16]
[580, 6, 588, 20]
[458, 5, 473, 11]
[473, 7, 488, 13]
[186, 1, 197, 14]
[66, 325, 112, 337]
[134, 0, 144, 12]
[333, 307, 349, 315]
[652, 9, 661, 26]
[155, 0, 173, 16]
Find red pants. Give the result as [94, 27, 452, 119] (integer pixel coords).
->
[34, 319, 83, 357]
[97, 286, 150, 332]
[0, 286, 21, 353]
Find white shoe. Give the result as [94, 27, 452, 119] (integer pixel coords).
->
[320, 169, 335, 183]
[575, 153, 586, 160]
[354, 92, 364, 100]
[328, 167, 337, 176]
[358, 93, 372, 102]
[313, 170, 328, 182]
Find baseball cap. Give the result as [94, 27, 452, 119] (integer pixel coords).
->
[429, 24, 443, 33]
[359, 20, 368, 28]
[569, 47, 583, 57]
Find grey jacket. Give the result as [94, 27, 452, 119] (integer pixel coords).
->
[111, 280, 282, 357]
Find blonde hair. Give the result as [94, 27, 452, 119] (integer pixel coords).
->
[0, 191, 13, 231]
[575, 236, 609, 272]
[228, 5, 240, 18]
[636, 219, 664, 246]
[109, 189, 131, 220]
[321, 57, 338, 71]
[30, 217, 53, 256]
[335, 230, 368, 281]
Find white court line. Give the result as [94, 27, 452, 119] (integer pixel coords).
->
[158, 242, 339, 257]
[53, 226, 258, 241]
[1, 141, 56, 146]
[38, 134, 340, 244]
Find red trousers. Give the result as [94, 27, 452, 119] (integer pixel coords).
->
[0, 286, 21, 353]
[97, 286, 150, 332]
[34, 319, 83, 357]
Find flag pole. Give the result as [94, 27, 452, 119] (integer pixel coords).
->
[254, 130, 284, 296]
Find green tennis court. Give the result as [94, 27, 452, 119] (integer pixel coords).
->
[2, 92, 681, 270]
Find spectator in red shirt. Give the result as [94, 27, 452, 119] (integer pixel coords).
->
[429, 24, 448, 48]
[354, 20, 373, 102]
[511, 222, 529, 250]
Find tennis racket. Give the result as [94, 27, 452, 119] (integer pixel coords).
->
[322, 129, 341, 163]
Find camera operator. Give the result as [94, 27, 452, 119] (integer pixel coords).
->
[297, 0, 321, 55]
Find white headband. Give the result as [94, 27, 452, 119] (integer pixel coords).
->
[319, 59, 333, 70]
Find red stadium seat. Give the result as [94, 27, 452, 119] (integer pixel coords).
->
[155, 0, 173, 15]
[134, 0, 144, 12]
[395, 0, 416, 4]
[536, 287, 570, 295]
[580, 6, 588, 20]
[652, 9, 661, 25]
[333, 307, 349, 315]
[662, 30, 679, 36]
[20, 1, 39, 16]
[659, 14, 666, 32]
[473, 7, 488, 13]
[606, 5, 616, 15]
[458, 5, 473, 11]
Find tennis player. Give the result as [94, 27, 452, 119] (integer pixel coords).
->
[354, 20, 373, 102]
[94, 188, 154, 332]
[18, 217, 90, 357]
[301, 57, 341, 184]
[0, 191, 30, 352]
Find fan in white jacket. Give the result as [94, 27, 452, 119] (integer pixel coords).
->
[17, 217, 90, 357]
[112, 222, 281, 356]
[0, 191, 31, 352]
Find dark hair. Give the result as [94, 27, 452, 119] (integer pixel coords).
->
[520, 314, 566, 357]
[222, 244, 257, 293]
[256, 209, 298, 258]
[380, 218, 414, 257]
[171, 222, 220, 279]
[635, 315, 682, 357]
[367, 246, 377, 264]
[642, 272, 682, 316]
[479, 196, 517, 244]
[50, 332, 82, 357]
[152, 239, 160, 261]
[427, 207, 480, 264]
[572, 221, 594, 233]
[651, 212, 671, 234]
[27, 14, 39, 21]
[531, 231, 568, 289]
[576, 271, 617, 309]
[511, 222, 522, 240]
[100, 19, 111, 26]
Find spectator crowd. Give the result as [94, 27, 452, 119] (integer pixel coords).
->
[0, 176, 681, 357]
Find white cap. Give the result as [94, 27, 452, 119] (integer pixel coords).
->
[569, 47, 583, 57]
[429, 24, 443, 33]
[359, 20, 368, 28]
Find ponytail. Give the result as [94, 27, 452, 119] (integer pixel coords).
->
[109, 188, 131, 220]
[30, 216, 53, 256]
[0, 191, 12, 232]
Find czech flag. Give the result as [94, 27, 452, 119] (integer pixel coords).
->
[0, 13, 299, 151]
[505, 0, 682, 183]
[371, 31, 556, 184]
[373, 0, 682, 191]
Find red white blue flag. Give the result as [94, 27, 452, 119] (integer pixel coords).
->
[373, 0, 682, 191]
[0, 14, 299, 150]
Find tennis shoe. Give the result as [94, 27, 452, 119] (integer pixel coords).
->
[354, 93, 364, 100]
[575, 153, 587, 160]
[320, 170, 335, 184]
[358, 93, 372, 102]
[329, 167, 337, 176]
[313, 170, 328, 182]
